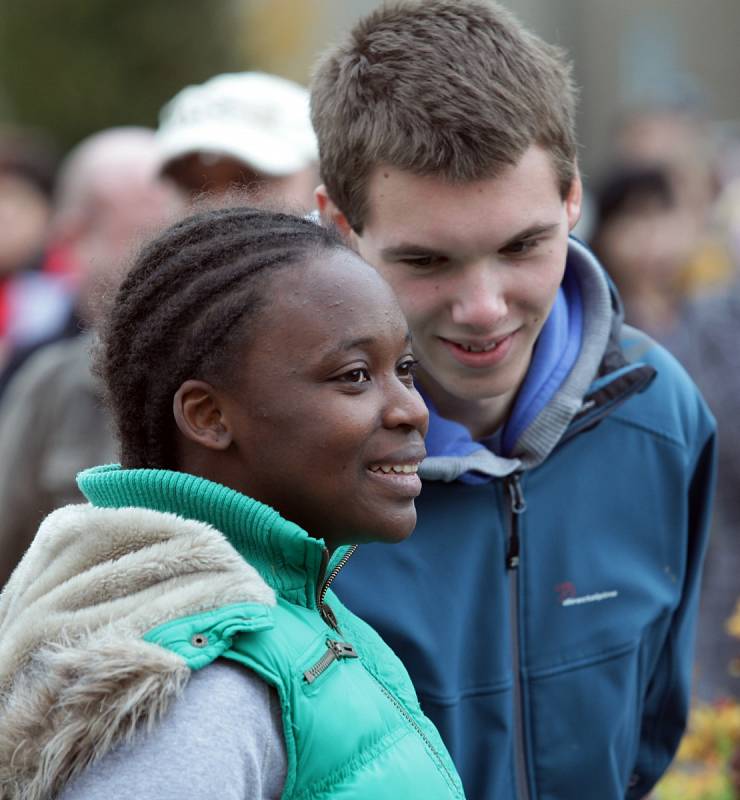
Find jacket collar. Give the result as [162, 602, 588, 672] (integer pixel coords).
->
[78, 464, 349, 610]
[419, 239, 653, 482]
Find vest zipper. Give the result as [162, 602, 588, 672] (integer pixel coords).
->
[504, 473, 532, 800]
[313, 548, 457, 793]
[316, 544, 358, 631]
[369, 672, 459, 793]
[303, 639, 359, 683]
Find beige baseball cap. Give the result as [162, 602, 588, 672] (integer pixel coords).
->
[156, 72, 318, 177]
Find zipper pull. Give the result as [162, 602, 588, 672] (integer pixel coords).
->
[328, 640, 358, 658]
[505, 474, 526, 570]
[320, 604, 339, 630]
[303, 639, 359, 683]
[316, 544, 358, 632]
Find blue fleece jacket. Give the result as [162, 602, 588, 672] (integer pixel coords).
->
[333, 239, 716, 800]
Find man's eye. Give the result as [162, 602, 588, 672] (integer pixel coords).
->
[401, 255, 443, 268]
[339, 368, 370, 383]
[503, 238, 540, 256]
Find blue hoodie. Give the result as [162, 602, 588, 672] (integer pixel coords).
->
[333, 239, 716, 800]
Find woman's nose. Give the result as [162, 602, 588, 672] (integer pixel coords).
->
[382, 380, 429, 436]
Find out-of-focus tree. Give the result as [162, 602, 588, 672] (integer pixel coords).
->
[0, 0, 248, 149]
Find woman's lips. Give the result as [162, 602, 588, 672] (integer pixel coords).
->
[366, 460, 423, 497]
[439, 331, 516, 368]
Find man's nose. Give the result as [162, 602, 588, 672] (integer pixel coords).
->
[450, 260, 507, 330]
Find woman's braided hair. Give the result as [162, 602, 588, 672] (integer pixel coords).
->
[95, 205, 345, 469]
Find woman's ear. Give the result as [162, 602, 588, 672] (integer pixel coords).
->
[173, 380, 232, 451]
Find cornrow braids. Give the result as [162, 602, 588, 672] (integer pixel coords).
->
[95, 206, 345, 469]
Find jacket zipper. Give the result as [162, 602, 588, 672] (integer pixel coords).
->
[303, 639, 359, 683]
[504, 473, 532, 800]
[316, 544, 357, 631]
[505, 473, 526, 569]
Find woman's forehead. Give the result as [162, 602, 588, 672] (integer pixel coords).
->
[275, 247, 398, 309]
[254, 249, 406, 348]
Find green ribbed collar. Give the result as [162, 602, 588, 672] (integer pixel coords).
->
[78, 464, 348, 609]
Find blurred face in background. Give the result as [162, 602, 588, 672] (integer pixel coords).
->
[163, 153, 319, 213]
[74, 165, 179, 324]
[53, 131, 182, 325]
[0, 173, 51, 277]
[74, 163, 178, 274]
[592, 168, 697, 301]
[595, 198, 696, 294]
[614, 109, 717, 222]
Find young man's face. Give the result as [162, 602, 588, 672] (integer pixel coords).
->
[319, 145, 581, 434]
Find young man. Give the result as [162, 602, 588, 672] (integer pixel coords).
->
[310, 2, 716, 798]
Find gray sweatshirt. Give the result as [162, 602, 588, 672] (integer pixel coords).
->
[59, 661, 287, 799]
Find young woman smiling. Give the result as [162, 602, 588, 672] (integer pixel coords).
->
[0, 207, 465, 800]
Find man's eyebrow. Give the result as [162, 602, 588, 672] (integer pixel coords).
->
[500, 222, 560, 249]
[379, 222, 561, 260]
[379, 243, 445, 260]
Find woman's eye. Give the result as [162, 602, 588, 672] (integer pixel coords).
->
[397, 358, 419, 380]
[339, 368, 371, 384]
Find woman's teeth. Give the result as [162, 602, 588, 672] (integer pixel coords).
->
[369, 463, 420, 474]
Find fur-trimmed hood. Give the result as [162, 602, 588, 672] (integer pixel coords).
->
[0, 503, 275, 800]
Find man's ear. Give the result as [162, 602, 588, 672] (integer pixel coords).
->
[315, 184, 354, 240]
[173, 380, 232, 451]
[565, 168, 583, 232]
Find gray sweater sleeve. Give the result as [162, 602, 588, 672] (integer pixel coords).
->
[59, 660, 287, 800]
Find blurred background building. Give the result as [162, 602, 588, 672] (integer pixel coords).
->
[3, 1, 739, 173]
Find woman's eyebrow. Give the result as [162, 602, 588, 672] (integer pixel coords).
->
[334, 331, 413, 352]
[319, 330, 413, 362]
[335, 336, 376, 352]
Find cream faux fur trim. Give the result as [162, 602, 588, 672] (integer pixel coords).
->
[0, 504, 276, 800]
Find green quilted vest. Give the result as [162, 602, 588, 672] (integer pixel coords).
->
[79, 465, 465, 800]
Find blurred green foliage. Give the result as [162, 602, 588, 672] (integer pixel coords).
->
[0, 0, 249, 151]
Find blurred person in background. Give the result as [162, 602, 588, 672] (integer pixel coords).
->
[669, 166, 740, 702]
[610, 102, 733, 298]
[0, 126, 66, 372]
[156, 71, 318, 211]
[0, 126, 178, 587]
[607, 113, 740, 703]
[589, 163, 696, 343]
[0, 126, 180, 395]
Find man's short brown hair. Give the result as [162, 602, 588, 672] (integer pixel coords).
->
[311, 0, 578, 232]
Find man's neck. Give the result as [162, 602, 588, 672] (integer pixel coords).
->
[417, 369, 516, 441]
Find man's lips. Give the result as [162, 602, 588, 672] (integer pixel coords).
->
[438, 330, 517, 368]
